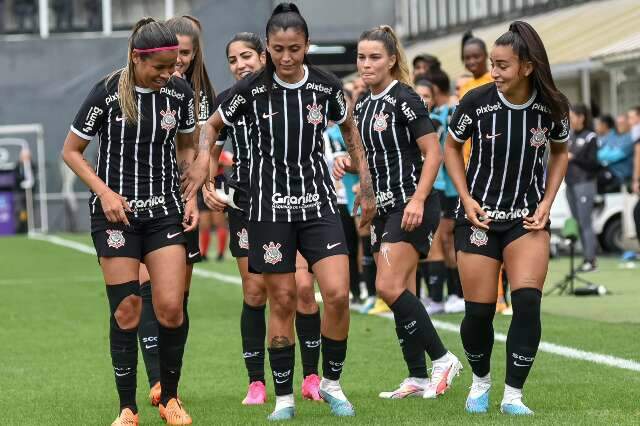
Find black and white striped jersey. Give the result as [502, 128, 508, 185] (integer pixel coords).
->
[218, 65, 348, 222]
[354, 80, 436, 214]
[71, 71, 196, 218]
[448, 83, 569, 221]
[214, 87, 251, 207]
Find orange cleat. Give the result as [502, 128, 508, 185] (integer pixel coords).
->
[111, 408, 138, 426]
[149, 382, 162, 406]
[159, 398, 192, 425]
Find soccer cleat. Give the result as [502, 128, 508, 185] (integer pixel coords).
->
[495, 300, 508, 314]
[426, 301, 445, 316]
[319, 378, 355, 417]
[267, 406, 295, 421]
[368, 297, 391, 315]
[359, 296, 376, 314]
[159, 398, 192, 425]
[242, 381, 267, 405]
[501, 400, 534, 416]
[111, 408, 138, 426]
[379, 377, 429, 399]
[465, 381, 491, 413]
[578, 260, 597, 273]
[149, 382, 161, 406]
[301, 374, 322, 401]
[423, 352, 463, 398]
[444, 295, 465, 313]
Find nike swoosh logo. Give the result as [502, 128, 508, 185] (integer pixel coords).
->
[514, 362, 531, 367]
[167, 232, 181, 239]
[262, 112, 278, 119]
[145, 344, 157, 349]
[485, 133, 502, 139]
[115, 116, 124, 122]
[188, 252, 199, 258]
[327, 242, 342, 250]
[381, 232, 389, 239]
[275, 378, 288, 384]
[115, 372, 129, 377]
[407, 328, 417, 335]
[331, 367, 342, 372]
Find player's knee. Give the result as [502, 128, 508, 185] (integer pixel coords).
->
[320, 286, 348, 311]
[511, 287, 541, 318]
[243, 275, 267, 306]
[296, 287, 317, 312]
[114, 294, 142, 329]
[464, 300, 496, 322]
[269, 286, 297, 317]
[154, 299, 184, 327]
[376, 273, 404, 304]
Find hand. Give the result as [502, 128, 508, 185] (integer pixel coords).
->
[332, 156, 352, 180]
[461, 196, 490, 230]
[180, 154, 209, 202]
[354, 192, 376, 229]
[98, 188, 131, 226]
[202, 183, 227, 211]
[182, 197, 199, 232]
[523, 200, 550, 231]
[401, 197, 424, 232]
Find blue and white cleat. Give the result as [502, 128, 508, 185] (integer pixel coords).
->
[465, 376, 491, 413]
[267, 406, 295, 421]
[500, 400, 534, 416]
[319, 378, 355, 417]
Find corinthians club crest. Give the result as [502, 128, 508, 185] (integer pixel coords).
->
[469, 226, 488, 247]
[237, 228, 249, 250]
[160, 106, 177, 131]
[106, 229, 125, 249]
[263, 241, 283, 265]
[306, 103, 323, 126]
[373, 111, 389, 132]
[529, 127, 548, 148]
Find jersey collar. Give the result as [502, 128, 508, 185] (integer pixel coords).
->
[273, 65, 309, 89]
[370, 79, 398, 100]
[497, 87, 537, 110]
[134, 85, 154, 93]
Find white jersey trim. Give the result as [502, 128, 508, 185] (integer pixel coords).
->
[497, 88, 537, 110]
[70, 125, 93, 141]
[273, 65, 309, 89]
[550, 135, 570, 143]
[177, 125, 196, 134]
[217, 105, 234, 127]
[370, 80, 398, 100]
[448, 127, 466, 143]
[134, 86, 154, 93]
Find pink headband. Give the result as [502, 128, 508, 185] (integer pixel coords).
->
[133, 45, 179, 53]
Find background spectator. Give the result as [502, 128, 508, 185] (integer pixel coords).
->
[596, 114, 634, 192]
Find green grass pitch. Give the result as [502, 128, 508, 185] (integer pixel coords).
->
[2, 234, 640, 425]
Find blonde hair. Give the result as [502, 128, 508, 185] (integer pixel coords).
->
[107, 17, 178, 124]
[359, 25, 412, 87]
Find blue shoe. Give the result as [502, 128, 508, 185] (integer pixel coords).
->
[267, 406, 295, 421]
[359, 296, 376, 314]
[465, 389, 490, 413]
[501, 401, 534, 416]
[319, 389, 355, 417]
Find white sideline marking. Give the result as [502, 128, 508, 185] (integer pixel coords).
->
[30, 233, 640, 373]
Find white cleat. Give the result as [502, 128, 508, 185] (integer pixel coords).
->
[379, 377, 429, 399]
[423, 352, 463, 398]
[444, 295, 465, 313]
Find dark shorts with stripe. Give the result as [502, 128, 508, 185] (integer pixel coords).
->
[228, 207, 249, 258]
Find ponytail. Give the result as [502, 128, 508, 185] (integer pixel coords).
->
[495, 21, 568, 122]
[108, 17, 178, 124]
[264, 2, 310, 93]
[166, 16, 215, 119]
[359, 25, 412, 87]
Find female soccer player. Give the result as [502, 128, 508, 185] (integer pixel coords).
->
[334, 25, 462, 400]
[192, 4, 376, 419]
[62, 18, 195, 425]
[134, 15, 214, 408]
[445, 21, 569, 415]
[202, 31, 324, 405]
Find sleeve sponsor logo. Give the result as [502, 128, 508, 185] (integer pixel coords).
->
[224, 94, 247, 118]
[558, 117, 569, 138]
[454, 113, 473, 136]
[186, 97, 195, 127]
[335, 89, 347, 118]
[475, 102, 502, 116]
[83, 106, 104, 133]
[400, 101, 417, 122]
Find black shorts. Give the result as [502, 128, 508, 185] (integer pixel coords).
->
[184, 227, 202, 264]
[91, 214, 186, 260]
[370, 191, 441, 257]
[438, 191, 458, 220]
[248, 214, 348, 274]
[228, 207, 249, 258]
[196, 190, 210, 212]
[454, 219, 550, 261]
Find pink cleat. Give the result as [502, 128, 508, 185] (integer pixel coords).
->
[242, 381, 267, 405]
[301, 374, 322, 401]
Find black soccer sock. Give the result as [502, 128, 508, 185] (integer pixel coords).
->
[107, 281, 141, 413]
[158, 320, 187, 405]
[415, 266, 423, 299]
[395, 324, 427, 378]
[505, 288, 542, 389]
[268, 345, 295, 396]
[241, 302, 266, 383]
[446, 267, 462, 298]
[296, 310, 321, 378]
[321, 335, 347, 381]
[390, 290, 447, 362]
[419, 261, 430, 298]
[460, 301, 496, 377]
[362, 236, 376, 297]
[138, 281, 160, 388]
[183, 290, 190, 338]
[426, 261, 446, 303]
